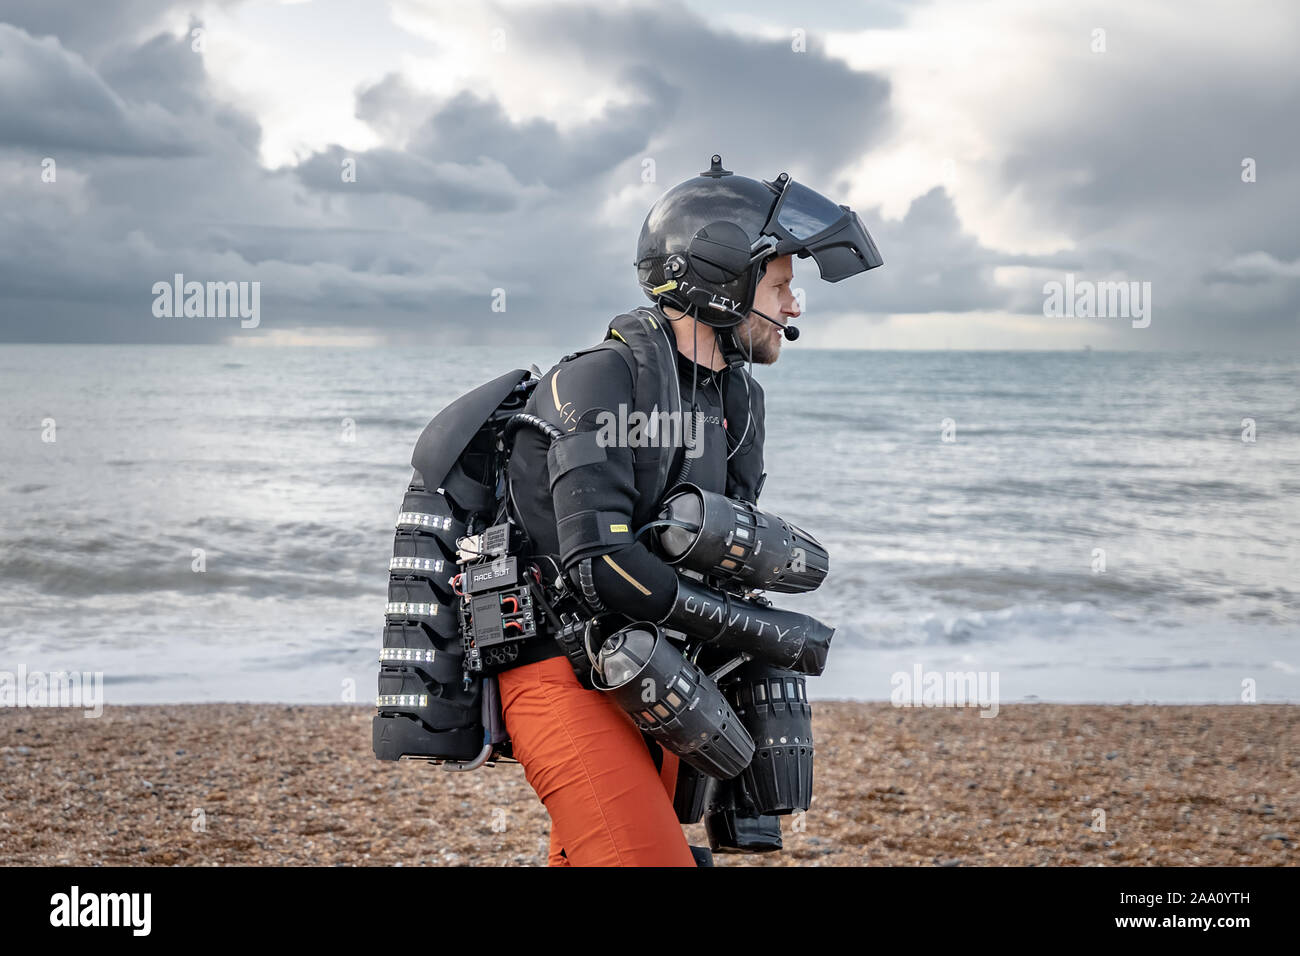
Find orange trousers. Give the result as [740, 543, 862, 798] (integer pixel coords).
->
[497, 654, 697, 867]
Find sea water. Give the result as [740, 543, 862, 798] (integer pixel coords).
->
[1, 345, 1296, 704]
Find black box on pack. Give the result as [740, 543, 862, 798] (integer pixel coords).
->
[465, 556, 519, 594]
[467, 587, 537, 649]
[456, 522, 519, 561]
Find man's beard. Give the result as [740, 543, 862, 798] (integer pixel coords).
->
[732, 312, 782, 365]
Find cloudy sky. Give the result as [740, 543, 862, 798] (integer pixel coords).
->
[1, 0, 1296, 350]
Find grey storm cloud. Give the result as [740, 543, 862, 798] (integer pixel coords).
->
[503, 1, 894, 189]
[830, 187, 1011, 316]
[986, 9, 1300, 349]
[297, 63, 674, 208]
[354, 72, 430, 143]
[0, 0, 214, 59]
[405, 80, 668, 189]
[0, 0, 909, 345]
[0, 24, 196, 156]
[0, 0, 1294, 349]
[295, 146, 531, 213]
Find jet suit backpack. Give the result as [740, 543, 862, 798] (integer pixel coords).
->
[371, 308, 687, 769]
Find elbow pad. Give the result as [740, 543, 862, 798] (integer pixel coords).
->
[658, 575, 834, 676]
[569, 543, 678, 622]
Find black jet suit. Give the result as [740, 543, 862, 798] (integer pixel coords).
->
[503, 312, 765, 667]
[495, 309, 766, 867]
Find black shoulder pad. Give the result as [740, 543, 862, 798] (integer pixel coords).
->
[412, 368, 529, 489]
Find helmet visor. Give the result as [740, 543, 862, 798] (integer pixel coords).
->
[761, 179, 884, 281]
[775, 181, 847, 240]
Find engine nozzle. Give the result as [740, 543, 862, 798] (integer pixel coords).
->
[655, 484, 829, 593]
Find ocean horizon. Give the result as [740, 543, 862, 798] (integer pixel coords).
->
[2, 344, 1296, 705]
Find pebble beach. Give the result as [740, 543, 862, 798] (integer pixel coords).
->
[2, 702, 1295, 867]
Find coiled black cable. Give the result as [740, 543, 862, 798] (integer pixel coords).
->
[504, 412, 564, 445]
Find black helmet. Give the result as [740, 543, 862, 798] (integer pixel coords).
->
[635, 154, 884, 328]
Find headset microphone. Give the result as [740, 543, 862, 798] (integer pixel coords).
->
[753, 309, 800, 341]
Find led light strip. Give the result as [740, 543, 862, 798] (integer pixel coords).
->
[379, 646, 436, 663]
[389, 556, 446, 573]
[377, 647, 436, 660]
[376, 693, 429, 708]
[396, 511, 453, 531]
[385, 601, 440, 618]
